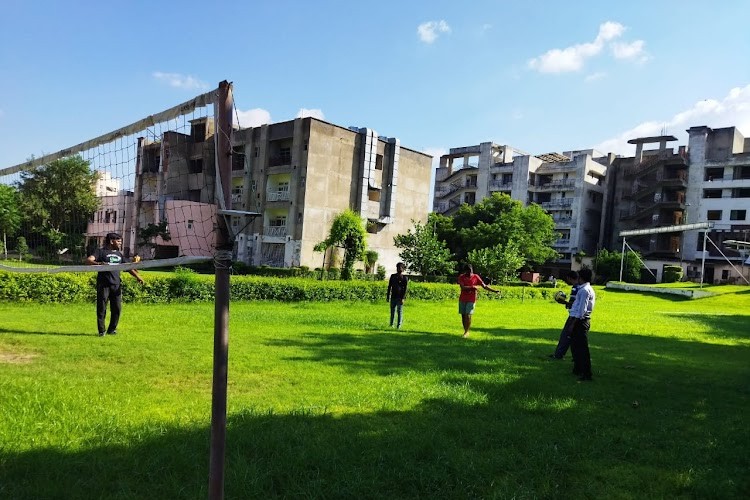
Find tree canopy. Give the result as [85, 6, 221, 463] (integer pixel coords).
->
[318, 209, 367, 280]
[0, 184, 21, 259]
[435, 193, 559, 269]
[594, 248, 644, 283]
[393, 217, 454, 277]
[17, 156, 99, 254]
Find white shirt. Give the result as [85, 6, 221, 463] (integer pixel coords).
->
[569, 282, 595, 319]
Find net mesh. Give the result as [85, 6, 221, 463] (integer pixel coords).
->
[0, 88, 222, 273]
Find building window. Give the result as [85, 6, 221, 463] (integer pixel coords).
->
[189, 158, 203, 174]
[733, 188, 750, 198]
[730, 210, 747, 221]
[707, 210, 722, 221]
[187, 220, 194, 229]
[280, 147, 291, 164]
[254, 146, 259, 158]
[191, 123, 206, 143]
[703, 189, 722, 199]
[375, 154, 383, 170]
[269, 216, 286, 227]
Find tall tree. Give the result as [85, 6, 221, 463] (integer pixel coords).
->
[17, 156, 100, 254]
[450, 193, 558, 268]
[317, 209, 367, 280]
[393, 219, 454, 278]
[0, 184, 21, 260]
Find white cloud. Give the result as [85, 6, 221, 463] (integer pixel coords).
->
[612, 40, 647, 61]
[297, 108, 325, 120]
[417, 20, 451, 44]
[528, 21, 646, 74]
[584, 71, 607, 82]
[235, 108, 272, 128]
[595, 84, 750, 155]
[152, 72, 209, 90]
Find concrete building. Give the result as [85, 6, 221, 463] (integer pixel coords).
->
[433, 143, 612, 269]
[230, 118, 432, 271]
[85, 172, 135, 253]
[684, 126, 750, 283]
[87, 117, 432, 270]
[605, 126, 750, 284]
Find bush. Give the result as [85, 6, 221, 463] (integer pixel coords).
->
[0, 271, 561, 304]
[662, 265, 684, 283]
[375, 265, 386, 281]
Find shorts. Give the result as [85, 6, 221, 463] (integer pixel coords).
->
[458, 301, 476, 315]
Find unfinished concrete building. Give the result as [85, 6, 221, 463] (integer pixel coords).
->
[434, 143, 612, 268]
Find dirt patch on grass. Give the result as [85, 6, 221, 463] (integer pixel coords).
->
[0, 351, 38, 364]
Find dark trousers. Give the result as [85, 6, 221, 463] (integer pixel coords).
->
[97, 284, 122, 334]
[570, 318, 592, 378]
[553, 316, 575, 358]
[389, 300, 403, 327]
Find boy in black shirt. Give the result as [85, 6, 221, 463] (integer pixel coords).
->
[386, 262, 408, 329]
[86, 233, 143, 336]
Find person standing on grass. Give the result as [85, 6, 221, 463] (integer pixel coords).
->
[386, 262, 408, 328]
[549, 270, 579, 360]
[569, 268, 595, 381]
[86, 232, 143, 337]
[458, 264, 500, 338]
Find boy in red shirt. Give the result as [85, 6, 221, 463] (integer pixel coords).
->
[458, 264, 500, 338]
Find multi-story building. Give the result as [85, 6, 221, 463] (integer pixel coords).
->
[85, 171, 135, 253]
[231, 118, 432, 271]
[97, 116, 432, 270]
[605, 135, 690, 259]
[433, 143, 612, 268]
[684, 126, 750, 283]
[605, 127, 750, 283]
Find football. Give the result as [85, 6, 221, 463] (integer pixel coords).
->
[554, 290, 567, 302]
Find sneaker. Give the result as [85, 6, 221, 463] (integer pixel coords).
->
[98, 332, 106, 337]
[548, 354, 563, 360]
[107, 330, 117, 335]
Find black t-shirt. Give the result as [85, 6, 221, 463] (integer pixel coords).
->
[387, 273, 408, 301]
[92, 247, 127, 286]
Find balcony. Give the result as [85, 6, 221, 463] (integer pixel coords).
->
[264, 225, 287, 238]
[529, 180, 576, 191]
[541, 200, 573, 210]
[266, 191, 291, 202]
[489, 181, 513, 191]
[268, 154, 292, 167]
[231, 193, 243, 203]
[553, 239, 571, 247]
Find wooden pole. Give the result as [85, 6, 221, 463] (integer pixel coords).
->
[209, 80, 233, 500]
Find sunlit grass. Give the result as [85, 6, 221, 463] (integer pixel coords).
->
[1, 287, 748, 498]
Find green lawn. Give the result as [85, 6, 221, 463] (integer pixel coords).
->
[1, 288, 749, 498]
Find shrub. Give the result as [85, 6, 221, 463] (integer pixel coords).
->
[375, 265, 386, 281]
[662, 265, 684, 283]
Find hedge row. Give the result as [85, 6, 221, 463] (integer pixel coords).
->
[0, 271, 558, 304]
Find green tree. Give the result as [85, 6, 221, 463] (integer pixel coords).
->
[594, 248, 643, 283]
[452, 193, 558, 268]
[317, 209, 367, 280]
[17, 156, 99, 255]
[394, 219, 454, 278]
[0, 184, 21, 260]
[467, 242, 526, 284]
[16, 236, 28, 261]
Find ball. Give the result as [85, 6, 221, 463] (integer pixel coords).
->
[554, 290, 567, 302]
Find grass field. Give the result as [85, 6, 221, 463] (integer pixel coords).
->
[1, 287, 749, 498]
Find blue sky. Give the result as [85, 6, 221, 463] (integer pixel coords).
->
[1, 0, 749, 171]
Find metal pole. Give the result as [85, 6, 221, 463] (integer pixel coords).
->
[700, 230, 708, 289]
[619, 237, 626, 282]
[209, 80, 233, 500]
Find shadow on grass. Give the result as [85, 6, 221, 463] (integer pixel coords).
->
[0, 327, 91, 337]
[2, 376, 748, 499]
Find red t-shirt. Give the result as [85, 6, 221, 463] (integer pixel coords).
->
[458, 273, 485, 303]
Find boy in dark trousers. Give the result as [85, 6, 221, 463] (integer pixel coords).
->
[549, 270, 579, 360]
[386, 262, 408, 328]
[86, 233, 143, 336]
